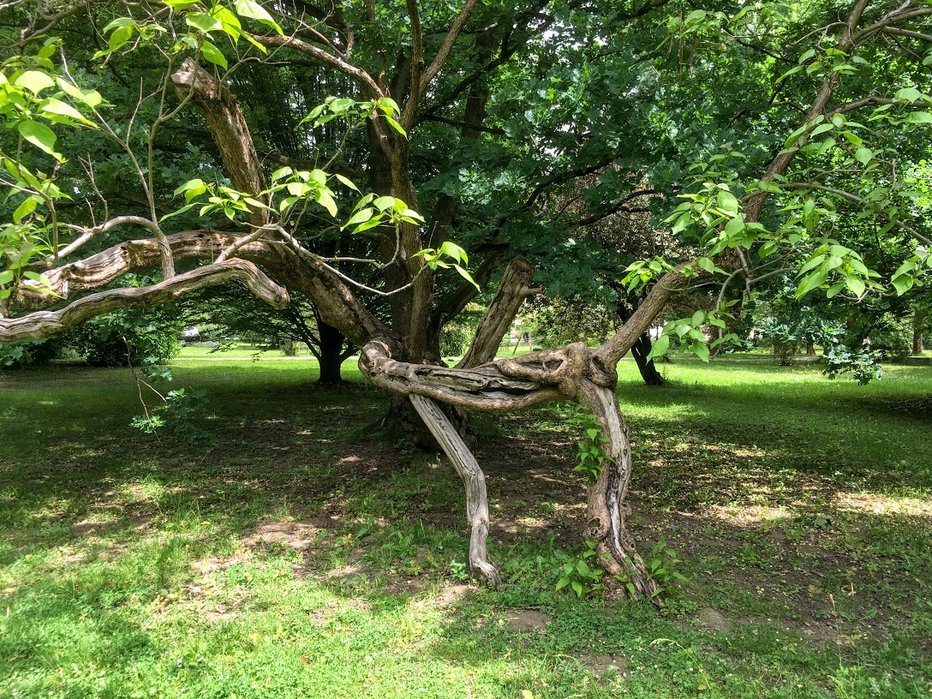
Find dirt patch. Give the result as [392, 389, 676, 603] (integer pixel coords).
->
[504, 608, 552, 633]
[242, 520, 322, 551]
[577, 652, 629, 676]
[434, 583, 473, 608]
[191, 555, 249, 576]
[695, 607, 731, 633]
[72, 518, 114, 535]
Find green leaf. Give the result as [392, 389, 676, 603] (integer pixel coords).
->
[903, 111, 932, 124]
[13, 196, 38, 223]
[894, 86, 923, 102]
[795, 269, 827, 298]
[373, 196, 395, 211]
[384, 115, 407, 137]
[57, 79, 103, 109]
[334, 173, 358, 191]
[439, 241, 467, 264]
[646, 334, 670, 362]
[200, 40, 228, 69]
[854, 147, 873, 164]
[343, 207, 374, 228]
[316, 189, 338, 217]
[40, 98, 93, 125]
[891, 274, 913, 296]
[845, 276, 865, 297]
[723, 216, 744, 237]
[102, 16, 134, 32]
[453, 265, 480, 290]
[691, 309, 704, 326]
[693, 342, 710, 362]
[571, 580, 584, 597]
[716, 190, 739, 216]
[18, 120, 59, 159]
[234, 0, 283, 34]
[105, 25, 135, 53]
[186, 12, 222, 32]
[15, 70, 55, 94]
[174, 178, 208, 201]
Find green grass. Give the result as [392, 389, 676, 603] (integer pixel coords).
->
[0, 356, 929, 698]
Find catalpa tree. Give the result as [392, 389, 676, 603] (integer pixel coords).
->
[0, 0, 929, 598]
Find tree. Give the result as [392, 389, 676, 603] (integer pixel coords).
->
[1, 0, 930, 598]
[182, 286, 356, 383]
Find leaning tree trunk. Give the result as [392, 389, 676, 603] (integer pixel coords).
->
[613, 285, 665, 387]
[409, 394, 500, 583]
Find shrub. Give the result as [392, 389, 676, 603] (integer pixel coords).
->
[869, 314, 912, 361]
[67, 308, 182, 367]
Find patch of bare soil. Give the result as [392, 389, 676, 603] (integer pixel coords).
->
[577, 652, 629, 676]
[695, 607, 731, 633]
[434, 583, 473, 608]
[190, 555, 249, 576]
[504, 609, 552, 633]
[242, 520, 321, 550]
[72, 519, 111, 535]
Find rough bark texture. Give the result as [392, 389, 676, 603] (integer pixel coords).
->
[615, 288, 666, 387]
[317, 317, 349, 384]
[172, 59, 269, 226]
[583, 386, 659, 598]
[409, 393, 500, 583]
[0, 259, 288, 342]
[458, 257, 535, 369]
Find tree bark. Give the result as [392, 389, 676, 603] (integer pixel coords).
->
[913, 310, 926, 355]
[317, 314, 348, 385]
[582, 384, 659, 599]
[614, 286, 666, 387]
[630, 332, 666, 386]
[409, 393, 500, 583]
[458, 257, 535, 369]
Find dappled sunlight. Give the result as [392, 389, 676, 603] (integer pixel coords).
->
[835, 492, 932, 517]
[1, 360, 929, 697]
[705, 505, 796, 527]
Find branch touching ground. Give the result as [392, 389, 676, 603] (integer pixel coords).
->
[409, 394, 500, 584]
[584, 385, 661, 602]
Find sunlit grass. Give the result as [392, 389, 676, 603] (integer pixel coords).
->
[0, 356, 929, 697]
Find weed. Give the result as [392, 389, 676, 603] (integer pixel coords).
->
[555, 541, 605, 598]
[575, 414, 610, 482]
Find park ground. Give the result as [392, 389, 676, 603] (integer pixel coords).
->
[0, 352, 929, 698]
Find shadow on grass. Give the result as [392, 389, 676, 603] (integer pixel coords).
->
[0, 361, 930, 696]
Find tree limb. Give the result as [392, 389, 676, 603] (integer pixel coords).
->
[0, 260, 288, 343]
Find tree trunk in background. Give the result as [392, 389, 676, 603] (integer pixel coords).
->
[914, 310, 926, 355]
[612, 285, 665, 387]
[630, 331, 666, 386]
[806, 337, 816, 356]
[317, 318, 347, 385]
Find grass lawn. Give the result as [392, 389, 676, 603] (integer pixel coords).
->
[0, 356, 929, 698]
